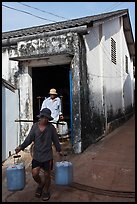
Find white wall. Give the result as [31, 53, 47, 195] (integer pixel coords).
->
[102, 17, 124, 115]
[84, 16, 134, 120]
[2, 85, 6, 161]
[2, 84, 19, 161]
[18, 65, 33, 143]
[2, 48, 19, 86]
[84, 26, 103, 113]
[2, 49, 9, 81]
[120, 18, 134, 108]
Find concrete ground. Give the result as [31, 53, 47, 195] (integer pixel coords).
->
[2, 115, 135, 202]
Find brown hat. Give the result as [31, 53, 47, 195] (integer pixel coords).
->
[49, 88, 57, 95]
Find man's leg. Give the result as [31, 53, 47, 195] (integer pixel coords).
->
[32, 167, 42, 186]
[43, 171, 51, 192]
[42, 160, 53, 201]
[32, 167, 44, 197]
[42, 171, 51, 201]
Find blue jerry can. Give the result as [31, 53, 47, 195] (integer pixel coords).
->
[6, 155, 26, 191]
[55, 161, 73, 185]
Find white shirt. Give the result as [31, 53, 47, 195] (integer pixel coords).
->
[41, 97, 62, 122]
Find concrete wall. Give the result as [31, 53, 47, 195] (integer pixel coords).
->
[17, 64, 33, 143]
[85, 26, 103, 112]
[102, 17, 134, 119]
[84, 16, 134, 145]
[2, 85, 6, 161]
[120, 18, 134, 111]
[102, 17, 124, 121]
[3, 33, 83, 153]
[2, 84, 19, 161]
[83, 26, 106, 147]
[2, 49, 9, 81]
[2, 47, 19, 86]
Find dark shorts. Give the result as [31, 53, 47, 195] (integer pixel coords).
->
[32, 159, 53, 171]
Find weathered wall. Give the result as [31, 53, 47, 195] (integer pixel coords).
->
[2, 85, 6, 161]
[102, 17, 134, 120]
[70, 34, 82, 153]
[120, 17, 134, 112]
[2, 48, 10, 81]
[2, 46, 19, 86]
[4, 32, 83, 153]
[84, 26, 106, 145]
[102, 17, 124, 122]
[17, 33, 74, 57]
[2, 46, 33, 145]
[84, 26, 104, 113]
[79, 34, 105, 151]
[17, 63, 33, 143]
[83, 16, 134, 147]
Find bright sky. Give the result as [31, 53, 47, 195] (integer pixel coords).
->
[2, 2, 135, 40]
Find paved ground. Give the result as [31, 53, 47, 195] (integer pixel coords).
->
[2, 115, 135, 202]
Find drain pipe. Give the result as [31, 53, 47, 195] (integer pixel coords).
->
[2, 26, 89, 47]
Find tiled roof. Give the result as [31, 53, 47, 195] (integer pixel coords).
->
[2, 9, 128, 40]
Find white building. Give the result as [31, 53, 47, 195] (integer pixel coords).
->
[2, 79, 19, 161]
[2, 9, 135, 155]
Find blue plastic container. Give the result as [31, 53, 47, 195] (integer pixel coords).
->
[55, 161, 73, 185]
[6, 163, 26, 191]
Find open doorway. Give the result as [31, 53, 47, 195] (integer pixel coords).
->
[32, 64, 71, 130]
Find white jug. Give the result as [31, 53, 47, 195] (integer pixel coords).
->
[58, 121, 68, 135]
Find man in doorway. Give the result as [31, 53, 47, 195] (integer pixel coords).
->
[15, 108, 62, 201]
[41, 88, 64, 127]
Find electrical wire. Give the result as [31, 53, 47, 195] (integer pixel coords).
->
[101, 2, 121, 13]
[102, 2, 125, 13]
[17, 2, 68, 20]
[2, 4, 58, 23]
[107, 2, 125, 11]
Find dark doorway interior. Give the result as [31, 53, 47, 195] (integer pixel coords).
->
[32, 64, 70, 128]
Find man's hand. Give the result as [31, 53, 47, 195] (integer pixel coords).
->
[15, 146, 22, 154]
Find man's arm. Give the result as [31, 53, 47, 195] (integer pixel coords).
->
[52, 126, 61, 153]
[59, 98, 62, 116]
[15, 124, 35, 153]
[58, 98, 64, 120]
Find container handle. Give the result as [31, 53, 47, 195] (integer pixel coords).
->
[13, 155, 21, 159]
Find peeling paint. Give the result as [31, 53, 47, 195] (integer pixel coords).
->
[107, 104, 127, 123]
[17, 33, 76, 58]
[125, 104, 133, 114]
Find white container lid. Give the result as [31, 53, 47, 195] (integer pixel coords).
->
[7, 163, 24, 170]
[56, 161, 72, 167]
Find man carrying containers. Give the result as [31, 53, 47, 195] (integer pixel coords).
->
[15, 108, 62, 201]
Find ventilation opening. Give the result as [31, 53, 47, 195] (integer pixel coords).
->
[111, 38, 116, 65]
[125, 55, 128, 74]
